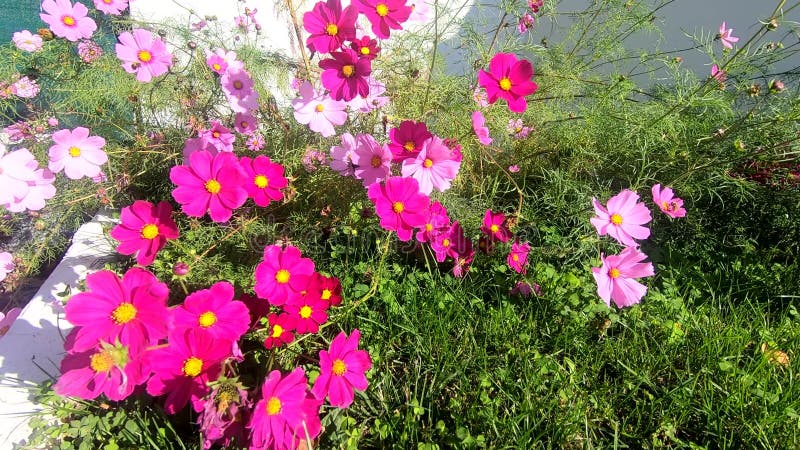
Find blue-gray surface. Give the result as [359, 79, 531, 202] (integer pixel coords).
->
[0, 0, 42, 40]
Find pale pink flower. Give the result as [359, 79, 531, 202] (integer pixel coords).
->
[330, 132, 358, 177]
[3, 160, 56, 213]
[292, 81, 347, 137]
[407, 0, 432, 23]
[0, 145, 41, 206]
[711, 65, 726, 85]
[651, 184, 686, 218]
[473, 88, 489, 108]
[471, 111, 492, 145]
[352, 133, 392, 187]
[12, 30, 43, 52]
[401, 136, 461, 195]
[0, 307, 21, 337]
[93, 0, 129, 15]
[590, 189, 652, 247]
[346, 76, 390, 113]
[11, 76, 39, 98]
[0, 253, 14, 284]
[40, 0, 97, 42]
[115, 29, 173, 83]
[718, 22, 739, 49]
[48, 127, 108, 180]
[592, 246, 654, 308]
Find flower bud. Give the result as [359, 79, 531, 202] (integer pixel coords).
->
[173, 262, 190, 276]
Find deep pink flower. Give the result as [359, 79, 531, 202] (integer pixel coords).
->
[367, 176, 431, 241]
[55, 339, 147, 401]
[401, 136, 461, 195]
[234, 112, 258, 135]
[40, 0, 97, 42]
[507, 240, 530, 274]
[93, 0, 129, 15]
[518, 13, 535, 33]
[292, 81, 348, 137]
[198, 382, 250, 450]
[248, 368, 322, 450]
[0, 146, 39, 206]
[319, 49, 371, 101]
[481, 210, 512, 243]
[263, 313, 296, 349]
[110, 200, 179, 266]
[352, 133, 392, 187]
[355, 0, 411, 39]
[452, 240, 475, 278]
[64, 268, 170, 353]
[388, 120, 432, 162]
[146, 329, 232, 414]
[711, 65, 726, 85]
[304, 0, 357, 53]
[239, 155, 288, 207]
[415, 200, 450, 243]
[528, 0, 543, 12]
[170, 151, 248, 222]
[12, 30, 43, 52]
[350, 35, 380, 60]
[48, 127, 107, 180]
[330, 132, 358, 176]
[590, 189, 652, 247]
[312, 329, 371, 408]
[310, 274, 343, 307]
[471, 111, 492, 145]
[254, 245, 316, 306]
[116, 29, 173, 83]
[591, 246, 654, 308]
[285, 287, 329, 334]
[651, 184, 686, 218]
[431, 221, 468, 263]
[172, 282, 249, 342]
[477, 53, 538, 113]
[718, 22, 739, 49]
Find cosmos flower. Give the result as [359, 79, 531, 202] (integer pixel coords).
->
[115, 29, 173, 82]
[477, 53, 538, 113]
[109, 200, 179, 266]
[311, 329, 372, 408]
[590, 189, 652, 247]
[591, 246, 654, 308]
[718, 22, 739, 49]
[40, 0, 97, 42]
[48, 127, 107, 180]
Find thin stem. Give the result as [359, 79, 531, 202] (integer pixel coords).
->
[422, 0, 440, 115]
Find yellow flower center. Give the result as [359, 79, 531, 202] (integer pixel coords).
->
[62, 15, 76, 26]
[111, 302, 137, 324]
[512, 254, 519, 261]
[332, 359, 347, 376]
[198, 311, 217, 328]
[442, 238, 450, 247]
[321, 289, 332, 300]
[299, 305, 313, 319]
[315, 103, 325, 112]
[275, 269, 290, 284]
[254, 175, 269, 188]
[610, 213, 623, 225]
[205, 179, 221, 194]
[271, 324, 284, 338]
[423, 158, 433, 168]
[90, 351, 114, 373]
[212, 131, 221, 139]
[233, 80, 243, 90]
[140, 224, 159, 239]
[403, 141, 415, 152]
[425, 223, 433, 231]
[213, 63, 221, 71]
[266, 397, 281, 415]
[182, 356, 203, 377]
[137, 50, 152, 63]
[609, 268, 621, 279]
[326, 23, 339, 36]
[392, 202, 404, 213]
[68, 146, 81, 157]
[370, 155, 382, 168]
[240, 121, 249, 129]
[360, 46, 370, 55]
[499, 77, 512, 91]
[490, 224, 499, 233]
[103, 0, 112, 3]
[342, 65, 355, 77]
[376, 3, 389, 16]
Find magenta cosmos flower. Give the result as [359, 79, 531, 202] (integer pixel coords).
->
[263, 313, 296, 349]
[355, 0, 412, 39]
[304, 0, 357, 53]
[64, 268, 170, 353]
[507, 239, 531, 274]
[352, 133, 392, 187]
[55, 340, 147, 401]
[146, 329, 232, 414]
[388, 120, 432, 162]
[40, 0, 97, 42]
[416, 200, 450, 243]
[93, 0, 129, 15]
[591, 246, 654, 308]
[431, 221, 469, 263]
[116, 29, 173, 83]
[0, 146, 39, 207]
[350, 35, 380, 60]
[12, 30, 43, 52]
[367, 176, 431, 241]
[292, 81, 348, 137]
[312, 329, 372, 408]
[319, 49, 371, 101]
[481, 209, 512, 243]
[590, 189, 652, 247]
[172, 281, 250, 342]
[48, 127, 107, 180]
[248, 368, 322, 450]
[718, 22, 739, 49]
[254, 244, 316, 306]
[170, 151, 248, 223]
[284, 287, 329, 334]
[239, 155, 288, 207]
[401, 136, 461, 195]
[471, 111, 492, 145]
[651, 184, 686, 218]
[109, 200, 179, 266]
[478, 53, 538, 113]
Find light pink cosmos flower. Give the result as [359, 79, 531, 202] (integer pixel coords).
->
[172, 281, 250, 342]
[507, 118, 531, 138]
[0, 307, 21, 337]
[239, 155, 288, 207]
[3, 162, 56, 213]
[40, 0, 97, 42]
[303, 0, 358, 54]
[234, 112, 258, 135]
[246, 134, 265, 151]
[367, 176, 431, 241]
[590, 189, 652, 247]
[0, 146, 39, 206]
[592, 246, 654, 308]
[93, 0, 129, 15]
[471, 111, 492, 145]
[116, 29, 173, 83]
[205, 48, 244, 75]
[247, 368, 322, 450]
[292, 81, 347, 137]
[508, 164, 520, 173]
[401, 136, 461, 195]
[407, 0, 432, 23]
[198, 120, 235, 153]
[651, 184, 686, 218]
[355, 0, 412, 39]
[0, 253, 14, 283]
[718, 22, 739, 49]
[346, 76, 390, 113]
[473, 88, 489, 108]
[48, 127, 108, 180]
[170, 151, 248, 222]
[330, 132, 358, 176]
[55, 339, 148, 401]
[312, 329, 372, 408]
[478, 52, 538, 113]
[352, 133, 392, 187]
[109, 200, 179, 266]
[220, 68, 259, 114]
[254, 245, 316, 306]
[319, 49, 372, 102]
[507, 239, 531, 274]
[12, 30, 43, 52]
[11, 76, 39, 98]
